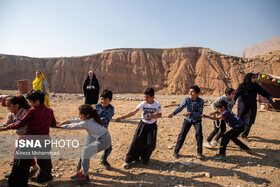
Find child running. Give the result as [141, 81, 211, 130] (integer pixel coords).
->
[116, 88, 162, 169]
[202, 100, 251, 160]
[203, 88, 235, 148]
[58, 104, 111, 183]
[168, 85, 204, 159]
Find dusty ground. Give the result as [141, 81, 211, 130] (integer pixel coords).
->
[0, 90, 279, 187]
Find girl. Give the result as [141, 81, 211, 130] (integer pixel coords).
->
[33, 70, 50, 107]
[58, 104, 111, 183]
[2, 95, 39, 178]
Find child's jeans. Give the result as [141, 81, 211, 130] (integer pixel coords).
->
[101, 145, 112, 162]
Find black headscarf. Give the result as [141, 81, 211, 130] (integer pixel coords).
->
[236, 73, 258, 92]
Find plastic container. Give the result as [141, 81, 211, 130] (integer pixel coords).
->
[17, 79, 29, 94]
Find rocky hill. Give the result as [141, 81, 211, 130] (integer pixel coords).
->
[238, 37, 280, 58]
[0, 47, 280, 96]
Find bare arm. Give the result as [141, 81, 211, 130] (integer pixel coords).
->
[115, 108, 140, 122]
[145, 113, 162, 120]
[202, 114, 223, 121]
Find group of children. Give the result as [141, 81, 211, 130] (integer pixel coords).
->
[1, 84, 254, 185]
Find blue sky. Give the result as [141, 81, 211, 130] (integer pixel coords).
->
[0, 0, 279, 57]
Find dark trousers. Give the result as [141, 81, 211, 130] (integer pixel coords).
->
[241, 123, 252, 138]
[207, 120, 226, 142]
[125, 121, 157, 164]
[220, 127, 249, 155]
[174, 120, 203, 154]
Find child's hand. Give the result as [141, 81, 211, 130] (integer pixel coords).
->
[202, 114, 209, 118]
[145, 116, 153, 121]
[184, 112, 191, 116]
[0, 126, 10, 131]
[168, 113, 174, 118]
[57, 121, 70, 127]
[115, 118, 122, 122]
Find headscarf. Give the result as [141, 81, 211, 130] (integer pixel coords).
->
[33, 71, 46, 90]
[236, 73, 258, 92]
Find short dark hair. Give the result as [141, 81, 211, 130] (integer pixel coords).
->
[144, 87, 154, 97]
[26, 90, 45, 104]
[225, 88, 235, 95]
[216, 100, 228, 109]
[78, 104, 103, 126]
[189, 85, 200, 94]
[100, 89, 113, 100]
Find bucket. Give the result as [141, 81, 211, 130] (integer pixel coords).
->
[17, 79, 29, 94]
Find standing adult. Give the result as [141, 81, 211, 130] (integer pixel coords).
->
[83, 71, 100, 104]
[234, 73, 280, 141]
[33, 70, 50, 107]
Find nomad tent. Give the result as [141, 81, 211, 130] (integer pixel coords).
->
[256, 72, 280, 111]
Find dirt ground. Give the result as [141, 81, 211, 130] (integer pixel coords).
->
[0, 90, 279, 187]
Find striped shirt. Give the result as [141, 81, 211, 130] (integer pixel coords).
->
[96, 103, 114, 128]
[173, 97, 204, 122]
[61, 118, 107, 138]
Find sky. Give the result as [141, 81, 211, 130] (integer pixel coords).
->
[0, 0, 279, 58]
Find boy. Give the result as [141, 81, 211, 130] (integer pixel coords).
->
[168, 85, 204, 159]
[4, 90, 56, 186]
[116, 88, 162, 169]
[96, 89, 114, 169]
[202, 100, 251, 160]
[204, 88, 235, 148]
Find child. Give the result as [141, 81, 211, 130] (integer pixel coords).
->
[203, 88, 235, 148]
[96, 89, 114, 169]
[3, 90, 56, 186]
[2, 96, 39, 178]
[202, 100, 251, 160]
[116, 88, 162, 169]
[58, 104, 111, 183]
[168, 85, 204, 159]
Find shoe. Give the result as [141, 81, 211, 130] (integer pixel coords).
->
[211, 140, 220, 147]
[5, 171, 11, 178]
[242, 148, 253, 155]
[172, 153, 179, 158]
[214, 154, 227, 160]
[76, 164, 81, 172]
[203, 141, 213, 148]
[36, 175, 53, 184]
[72, 173, 89, 183]
[100, 160, 111, 170]
[29, 167, 39, 178]
[122, 162, 132, 169]
[241, 136, 250, 142]
[196, 153, 204, 159]
[71, 171, 82, 180]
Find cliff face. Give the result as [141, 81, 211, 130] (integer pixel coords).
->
[0, 47, 279, 96]
[238, 37, 280, 58]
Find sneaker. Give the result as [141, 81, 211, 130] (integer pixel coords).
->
[241, 136, 250, 142]
[72, 173, 89, 183]
[122, 162, 132, 169]
[214, 154, 227, 160]
[203, 141, 213, 148]
[100, 160, 111, 170]
[5, 171, 11, 178]
[71, 171, 82, 180]
[29, 167, 39, 178]
[196, 153, 204, 159]
[36, 175, 53, 184]
[172, 153, 179, 158]
[211, 140, 220, 147]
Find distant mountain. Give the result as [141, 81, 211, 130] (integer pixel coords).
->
[238, 37, 280, 58]
[1, 48, 280, 96]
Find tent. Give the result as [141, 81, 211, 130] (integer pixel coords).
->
[256, 72, 280, 111]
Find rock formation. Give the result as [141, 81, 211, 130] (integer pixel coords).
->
[0, 47, 279, 96]
[238, 37, 280, 58]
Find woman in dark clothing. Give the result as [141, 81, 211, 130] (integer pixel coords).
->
[83, 71, 100, 104]
[234, 73, 280, 141]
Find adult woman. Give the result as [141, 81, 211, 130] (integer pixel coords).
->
[83, 71, 100, 104]
[32, 70, 50, 107]
[234, 73, 280, 141]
